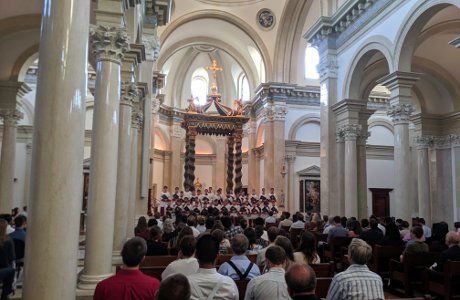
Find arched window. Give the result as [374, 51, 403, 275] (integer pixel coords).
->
[305, 45, 320, 79]
[238, 74, 250, 101]
[191, 68, 209, 105]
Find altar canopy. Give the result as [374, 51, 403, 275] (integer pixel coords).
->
[181, 93, 249, 193]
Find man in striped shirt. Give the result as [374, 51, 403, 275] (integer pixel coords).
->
[326, 238, 384, 300]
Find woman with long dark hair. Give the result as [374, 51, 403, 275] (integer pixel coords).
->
[294, 231, 320, 264]
[134, 216, 149, 240]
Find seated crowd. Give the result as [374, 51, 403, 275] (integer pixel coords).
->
[97, 208, 460, 300]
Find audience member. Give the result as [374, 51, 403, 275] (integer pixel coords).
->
[256, 227, 280, 268]
[222, 216, 244, 240]
[294, 231, 320, 264]
[0, 219, 15, 300]
[326, 238, 384, 300]
[162, 218, 175, 242]
[218, 234, 260, 280]
[265, 212, 276, 224]
[211, 229, 230, 254]
[254, 225, 268, 248]
[9, 215, 26, 242]
[360, 219, 369, 231]
[240, 218, 248, 230]
[187, 216, 201, 238]
[378, 223, 404, 247]
[156, 273, 191, 300]
[254, 217, 268, 241]
[94, 237, 160, 300]
[285, 263, 320, 300]
[347, 220, 361, 238]
[400, 226, 428, 262]
[244, 227, 264, 254]
[205, 216, 215, 233]
[196, 215, 206, 233]
[153, 212, 163, 230]
[358, 218, 383, 247]
[275, 236, 295, 269]
[420, 218, 431, 238]
[188, 234, 238, 300]
[432, 231, 460, 271]
[327, 216, 348, 244]
[162, 235, 198, 279]
[399, 221, 410, 239]
[428, 221, 449, 252]
[244, 245, 290, 300]
[279, 212, 293, 229]
[0, 215, 14, 234]
[146, 226, 168, 256]
[147, 218, 158, 228]
[134, 216, 150, 240]
[19, 206, 28, 219]
[290, 213, 305, 229]
[455, 221, 460, 234]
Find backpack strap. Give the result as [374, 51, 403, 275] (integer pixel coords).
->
[227, 260, 254, 280]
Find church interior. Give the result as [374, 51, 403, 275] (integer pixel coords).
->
[0, 0, 460, 299]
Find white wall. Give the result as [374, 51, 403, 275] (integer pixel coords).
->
[366, 159, 395, 217]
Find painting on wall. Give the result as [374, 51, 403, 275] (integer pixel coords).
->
[304, 180, 320, 213]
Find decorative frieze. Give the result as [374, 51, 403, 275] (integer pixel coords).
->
[264, 104, 287, 122]
[142, 34, 161, 61]
[387, 104, 414, 125]
[414, 134, 460, 149]
[89, 25, 130, 64]
[318, 54, 338, 80]
[131, 110, 144, 129]
[285, 154, 296, 163]
[0, 109, 23, 126]
[414, 136, 433, 150]
[152, 98, 161, 115]
[170, 124, 185, 138]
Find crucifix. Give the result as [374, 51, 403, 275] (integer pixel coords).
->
[206, 59, 223, 95]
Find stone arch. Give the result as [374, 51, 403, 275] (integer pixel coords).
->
[288, 114, 320, 140]
[154, 127, 170, 151]
[368, 118, 394, 134]
[343, 36, 393, 100]
[394, 0, 460, 72]
[160, 9, 273, 81]
[256, 122, 265, 147]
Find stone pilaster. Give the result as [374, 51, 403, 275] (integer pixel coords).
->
[79, 24, 130, 289]
[335, 130, 345, 216]
[341, 124, 361, 218]
[415, 135, 432, 225]
[0, 109, 23, 213]
[285, 154, 296, 213]
[169, 123, 184, 190]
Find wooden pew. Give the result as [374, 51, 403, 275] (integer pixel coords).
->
[141, 255, 177, 267]
[311, 262, 334, 277]
[315, 277, 333, 298]
[389, 251, 439, 297]
[425, 260, 460, 300]
[368, 245, 404, 278]
[323, 236, 351, 265]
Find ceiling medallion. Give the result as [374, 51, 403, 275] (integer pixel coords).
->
[257, 8, 275, 30]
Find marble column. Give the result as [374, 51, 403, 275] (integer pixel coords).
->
[357, 109, 373, 219]
[387, 104, 415, 222]
[169, 124, 184, 190]
[0, 109, 22, 213]
[335, 131, 345, 216]
[263, 107, 274, 190]
[234, 130, 243, 194]
[342, 124, 361, 218]
[112, 83, 136, 260]
[246, 121, 257, 192]
[227, 135, 235, 192]
[415, 136, 432, 224]
[285, 154, 296, 213]
[22, 0, 90, 298]
[127, 109, 142, 238]
[79, 25, 129, 289]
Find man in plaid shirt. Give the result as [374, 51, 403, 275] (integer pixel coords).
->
[326, 238, 384, 300]
[222, 216, 243, 240]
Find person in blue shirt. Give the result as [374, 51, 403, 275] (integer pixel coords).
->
[218, 234, 260, 280]
[9, 215, 26, 242]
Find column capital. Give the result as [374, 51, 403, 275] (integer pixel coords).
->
[26, 142, 33, 155]
[120, 82, 138, 106]
[264, 104, 287, 122]
[285, 154, 296, 163]
[131, 110, 143, 129]
[318, 53, 338, 80]
[170, 124, 184, 138]
[387, 104, 414, 125]
[356, 131, 370, 146]
[0, 109, 23, 126]
[152, 98, 161, 114]
[89, 25, 130, 64]
[336, 130, 345, 143]
[339, 124, 362, 141]
[414, 136, 433, 149]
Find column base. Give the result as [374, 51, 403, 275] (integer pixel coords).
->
[78, 273, 113, 290]
[112, 251, 123, 265]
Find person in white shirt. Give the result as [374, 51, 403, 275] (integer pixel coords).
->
[265, 211, 277, 224]
[187, 215, 201, 238]
[162, 235, 199, 280]
[420, 218, 432, 238]
[188, 234, 239, 300]
[245, 245, 290, 300]
[290, 213, 306, 230]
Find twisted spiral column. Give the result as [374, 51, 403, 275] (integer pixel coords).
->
[184, 127, 197, 191]
[183, 135, 190, 190]
[227, 135, 235, 193]
[234, 131, 243, 194]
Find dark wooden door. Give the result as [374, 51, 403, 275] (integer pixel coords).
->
[370, 188, 392, 218]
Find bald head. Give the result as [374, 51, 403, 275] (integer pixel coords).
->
[285, 263, 316, 296]
[446, 231, 460, 246]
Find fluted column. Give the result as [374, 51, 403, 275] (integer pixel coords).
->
[342, 124, 361, 218]
[415, 136, 432, 224]
[127, 109, 142, 238]
[285, 154, 296, 213]
[79, 25, 130, 289]
[234, 130, 243, 194]
[227, 135, 235, 192]
[112, 82, 136, 260]
[22, 0, 90, 298]
[0, 109, 22, 213]
[335, 131, 345, 216]
[387, 104, 415, 222]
